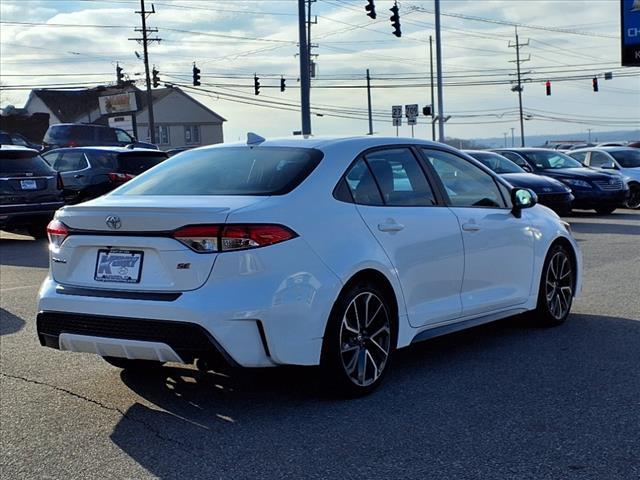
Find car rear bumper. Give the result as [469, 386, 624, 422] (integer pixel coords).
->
[0, 202, 64, 227]
[37, 238, 342, 368]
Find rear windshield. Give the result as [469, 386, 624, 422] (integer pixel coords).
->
[0, 150, 55, 175]
[114, 147, 323, 196]
[117, 152, 168, 174]
[45, 125, 117, 143]
[84, 150, 168, 173]
[467, 152, 523, 174]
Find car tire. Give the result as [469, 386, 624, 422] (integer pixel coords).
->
[102, 356, 165, 370]
[27, 223, 48, 239]
[320, 281, 395, 397]
[532, 244, 575, 327]
[626, 184, 640, 209]
[595, 206, 616, 215]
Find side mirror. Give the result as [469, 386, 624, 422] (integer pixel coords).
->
[511, 188, 537, 218]
[601, 162, 616, 170]
[521, 164, 533, 173]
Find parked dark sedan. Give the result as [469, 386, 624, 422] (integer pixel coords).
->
[0, 146, 64, 238]
[464, 150, 574, 215]
[42, 146, 168, 203]
[493, 148, 628, 214]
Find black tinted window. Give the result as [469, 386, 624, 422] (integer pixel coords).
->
[499, 151, 529, 168]
[115, 147, 322, 196]
[85, 151, 118, 169]
[117, 152, 168, 174]
[467, 152, 523, 174]
[0, 150, 54, 175]
[610, 149, 640, 168]
[46, 125, 94, 142]
[55, 151, 89, 172]
[365, 148, 436, 206]
[345, 158, 383, 206]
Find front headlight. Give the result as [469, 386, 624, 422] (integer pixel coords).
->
[562, 179, 591, 189]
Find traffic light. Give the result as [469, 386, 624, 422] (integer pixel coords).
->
[390, 1, 401, 38]
[192, 63, 201, 86]
[545, 80, 551, 96]
[152, 67, 160, 88]
[116, 63, 124, 86]
[592, 77, 599, 92]
[365, 0, 376, 19]
[280, 77, 286, 92]
[254, 75, 260, 95]
[422, 105, 432, 116]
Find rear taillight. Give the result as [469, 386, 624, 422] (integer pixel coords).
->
[108, 172, 136, 183]
[172, 224, 296, 253]
[56, 172, 64, 190]
[47, 219, 69, 248]
[173, 225, 220, 253]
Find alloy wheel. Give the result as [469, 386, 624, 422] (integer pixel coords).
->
[626, 186, 640, 209]
[545, 251, 573, 320]
[339, 292, 391, 387]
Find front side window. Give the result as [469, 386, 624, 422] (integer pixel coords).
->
[364, 148, 436, 206]
[589, 151, 614, 168]
[569, 151, 588, 163]
[499, 151, 530, 169]
[421, 149, 506, 208]
[468, 152, 524, 174]
[114, 147, 322, 196]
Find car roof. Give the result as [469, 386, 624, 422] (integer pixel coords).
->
[198, 135, 444, 151]
[0, 144, 39, 153]
[44, 146, 163, 154]
[48, 123, 112, 128]
[570, 146, 632, 152]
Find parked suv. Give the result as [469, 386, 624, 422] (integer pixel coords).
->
[0, 146, 64, 238]
[493, 148, 628, 214]
[42, 146, 168, 203]
[42, 124, 157, 150]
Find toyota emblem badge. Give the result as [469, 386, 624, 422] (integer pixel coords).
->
[106, 215, 122, 230]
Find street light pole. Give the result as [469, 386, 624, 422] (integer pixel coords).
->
[298, 0, 311, 135]
[434, 0, 445, 143]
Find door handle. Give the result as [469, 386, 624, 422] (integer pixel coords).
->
[378, 221, 405, 232]
[461, 222, 481, 232]
[73, 174, 85, 179]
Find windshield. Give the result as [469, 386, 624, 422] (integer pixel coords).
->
[114, 146, 322, 196]
[610, 149, 640, 168]
[467, 152, 524, 174]
[521, 150, 584, 169]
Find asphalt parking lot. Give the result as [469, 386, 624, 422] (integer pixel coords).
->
[1, 210, 639, 479]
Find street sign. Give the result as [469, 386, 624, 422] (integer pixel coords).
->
[392, 105, 402, 118]
[393, 117, 402, 127]
[405, 104, 418, 125]
[621, 0, 640, 66]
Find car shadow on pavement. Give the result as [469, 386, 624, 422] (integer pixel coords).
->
[110, 313, 640, 479]
[567, 210, 639, 221]
[0, 238, 49, 268]
[0, 308, 25, 336]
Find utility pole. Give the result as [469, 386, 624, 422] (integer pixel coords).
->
[510, 127, 515, 147]
[366, 69, 373, 135]
[503, 132, 507, 147]
[434, 0, 445, 143]
[587, 128, 592, 143]
[508, 27, 529, 147]
[429, 35, 436, 141]
[298, 0, 311, 135]
[129, 0, 160, 143]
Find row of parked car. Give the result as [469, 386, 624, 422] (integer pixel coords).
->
[1, 139, 638, 240]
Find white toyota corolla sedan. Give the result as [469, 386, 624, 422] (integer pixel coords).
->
[37, 136, 582, 396]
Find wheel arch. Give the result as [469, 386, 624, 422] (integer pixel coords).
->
[548, 236, 579, 291]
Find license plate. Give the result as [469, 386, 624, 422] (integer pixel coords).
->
[94, 249, 143, 284]
[20, 179, 37, 190]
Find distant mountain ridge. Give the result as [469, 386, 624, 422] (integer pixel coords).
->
[475, 129, 640, 148]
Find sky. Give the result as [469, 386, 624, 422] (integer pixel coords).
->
[1, 0, 639, 143]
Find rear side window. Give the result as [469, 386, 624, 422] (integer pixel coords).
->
[0, 150, 55, 175]
[85, 151, 118, 169]
[344, 159, 384, 206]
[117, 152, 168, 175]
[364, 148, 436, 206]
[96, 128, 117, 143]
[114, 147, 322, 196]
